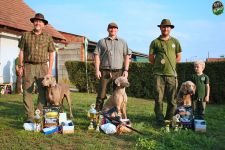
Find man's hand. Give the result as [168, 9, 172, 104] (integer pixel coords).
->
[47, 70, 52, 76]
[205, 96, 209, 103]
[122, 71, 128, 78]
[96, 70, 101, 79]
[18, 67, 23, 77]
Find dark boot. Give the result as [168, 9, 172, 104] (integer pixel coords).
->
[95, 98, 103, 112]
[95, 97, 107, 112]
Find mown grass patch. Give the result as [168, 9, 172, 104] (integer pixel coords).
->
[0, 93, 224, 150]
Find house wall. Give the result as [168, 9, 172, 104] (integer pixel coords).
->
[0, 32, 20, 83]
[57, 43, 83, 82]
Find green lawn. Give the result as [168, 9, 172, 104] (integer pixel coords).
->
[0, 93, 224, 150]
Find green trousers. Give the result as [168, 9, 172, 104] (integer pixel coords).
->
[23, 63, 48, 120]
[192, 100, 206, 119]
[95, 70, 122, 111]
[153, 75, 178, 122]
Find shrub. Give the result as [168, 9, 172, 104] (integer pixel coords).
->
[65, 61, 225, 103]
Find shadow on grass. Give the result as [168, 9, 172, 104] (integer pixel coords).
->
[0, 101, 24, 129]
[72, 108, 90, 130]
[128, 113, 162, 130]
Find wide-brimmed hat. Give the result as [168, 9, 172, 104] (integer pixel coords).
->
[30, 13, 48, 25]
[157, 19, 174, 29]
[108, 22, 118, 29]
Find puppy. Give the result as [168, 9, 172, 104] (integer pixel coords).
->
[177, 81, 196, 106]
[42, 75, 73, 118]
[102, 76, 130, 119]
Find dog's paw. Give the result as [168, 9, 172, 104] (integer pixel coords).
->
[69, 114, 74, 119]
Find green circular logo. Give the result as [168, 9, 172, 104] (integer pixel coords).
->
[212, 1, 224, 15]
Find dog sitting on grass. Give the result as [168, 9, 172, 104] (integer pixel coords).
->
[174, 81, 196, 129]
[42, 75, 73, 118]
[177, 81, 196, 106]
[102, 76, 130, 119]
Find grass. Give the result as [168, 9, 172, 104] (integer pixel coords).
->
[0, 93, 225, 150]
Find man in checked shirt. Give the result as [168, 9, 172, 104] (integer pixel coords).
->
[17, 13, 55, 123]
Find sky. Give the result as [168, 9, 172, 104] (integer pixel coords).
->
[24, 0, 225, 62]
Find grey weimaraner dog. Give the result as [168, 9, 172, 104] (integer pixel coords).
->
[102, 76, 130, 119]
[42, 75, 73, 118]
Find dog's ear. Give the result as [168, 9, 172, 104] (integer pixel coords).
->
[181, 82, 187, 92]
[50, 76, 56, 87]
[177, 88, 183, 100]
[115, 78, 121, 86]
[177, 83, 185, 100]
[179, 82, 186, 93]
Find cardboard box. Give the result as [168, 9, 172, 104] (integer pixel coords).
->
[45, 118, 58, 124]
[43, 106, 60, 115]
[62, 126, 74, 134]
[43, 106, 60, 128]
[44, 118, 58, 128]
[62, 120, 74, 134]
[194, 119, 206, 132]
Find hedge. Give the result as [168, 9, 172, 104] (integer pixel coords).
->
[65, 61, 225, 104]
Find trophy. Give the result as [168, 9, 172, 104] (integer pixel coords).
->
[87, 104, 98, 130]
[34, 109, 42, 132]
[96, 114, 103, 132]
[173, 114, 180, 132]
[164, 120, 171, 133]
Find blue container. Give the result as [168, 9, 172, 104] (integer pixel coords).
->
[43, 126, 59, 135]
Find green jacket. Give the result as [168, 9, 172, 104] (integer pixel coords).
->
[149, 36, 182, 76]
[191, 74, 209, 101]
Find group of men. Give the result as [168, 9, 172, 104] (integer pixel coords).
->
[94, 19, 182, 126]
[17, 13, 181, 126]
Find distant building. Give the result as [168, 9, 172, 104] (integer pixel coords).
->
[57, 31, 96, 82]
[131, 51, 149, 62]
[206, 58, 225, 62]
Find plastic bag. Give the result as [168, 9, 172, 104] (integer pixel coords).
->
[100, 123, 117, 134]
[23, 123, 35, 131]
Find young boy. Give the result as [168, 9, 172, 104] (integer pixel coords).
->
[191, 60, 210, 119]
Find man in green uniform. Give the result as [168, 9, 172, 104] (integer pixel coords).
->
[17, 13, 55, 123]
[94, 22, 132, 111]
[149, 19, 182, 126]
